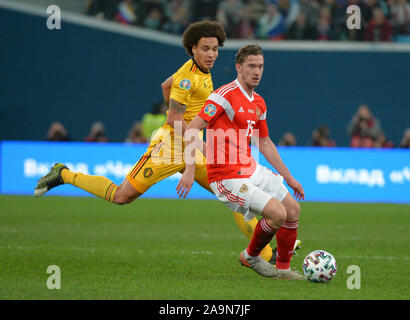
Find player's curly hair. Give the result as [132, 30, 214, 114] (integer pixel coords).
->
[182, 21, 227, 57]
[235, 45, 264, 65]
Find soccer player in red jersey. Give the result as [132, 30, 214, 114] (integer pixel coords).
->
[177, 45, 305, 279]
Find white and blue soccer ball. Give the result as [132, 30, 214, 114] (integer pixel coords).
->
[302, 250, 337, 283]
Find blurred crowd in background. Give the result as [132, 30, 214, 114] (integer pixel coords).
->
[46, 102, 410, 148]
[85, 0, 410, 41]
[45, 1, 410, 148]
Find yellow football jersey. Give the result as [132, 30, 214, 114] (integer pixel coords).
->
[169, 59, 213, 124]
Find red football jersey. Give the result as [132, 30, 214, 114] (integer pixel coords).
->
[198, 79, 269, 183]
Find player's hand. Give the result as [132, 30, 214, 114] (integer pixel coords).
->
[176, 170, 194, 199]
[286, 177, 305, 200]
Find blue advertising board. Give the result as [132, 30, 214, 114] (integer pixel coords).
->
[1, 141, 409, 203]
[0, 141, 214, 199]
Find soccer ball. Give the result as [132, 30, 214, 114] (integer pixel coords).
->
[302, 250, 337, 283]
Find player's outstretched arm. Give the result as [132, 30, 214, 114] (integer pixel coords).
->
[161, 76, 173, 106]
[176, 115, 209, 198]
[258, 136, 305, 200]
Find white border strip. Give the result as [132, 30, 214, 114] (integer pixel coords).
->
[1, 0, 410, 52]
[225, 38, 410, 52]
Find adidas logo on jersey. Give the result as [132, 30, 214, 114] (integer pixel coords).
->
[239, 107, 244, 113]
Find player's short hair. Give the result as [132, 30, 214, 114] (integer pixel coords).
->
[182, 21, 227, 56]
[235, 45, 264, 65]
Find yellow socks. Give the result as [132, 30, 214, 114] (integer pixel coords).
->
[232, 212, 274, 262]
[61, 169, 118, 202]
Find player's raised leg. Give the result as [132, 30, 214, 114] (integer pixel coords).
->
[34, 163, 67, 197]
[34, 133, 171, 203]
[34, 163, 141, 204]
[112, 178, 142, 204]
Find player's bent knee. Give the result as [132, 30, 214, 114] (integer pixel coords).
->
[112, 190, 140, 205]
[274, 207, 287, 227]
[262, 198, 286, 229]
[112, 179, 142, 205]
[112, 196, 131, 205]
[288, 200, 300, 221]
[282, 194, 300, 221]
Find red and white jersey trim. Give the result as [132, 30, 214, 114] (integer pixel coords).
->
[216, 80, 237, 96]
[207, 92, 235, 122]
[215, 181, 246, 206]
[234, 79, 254, 102]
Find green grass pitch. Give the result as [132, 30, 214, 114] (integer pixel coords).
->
[0, 195, 409, 300]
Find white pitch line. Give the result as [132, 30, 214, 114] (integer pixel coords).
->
[337, 255, 409, 261]
[1, 245, 408, 261]
[0, 245, 95, 253]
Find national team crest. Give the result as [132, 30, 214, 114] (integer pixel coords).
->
[204, 104, 217, 117]
[239, 184, 248, 193]
[143, 167, 153, 178]
[179, 79, 191, 90]
[255, 107, 261, 119]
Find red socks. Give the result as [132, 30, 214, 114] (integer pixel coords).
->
[275, 220, 298, 270]
[246, 218, 277, 257]
[246, 217, 299, 270]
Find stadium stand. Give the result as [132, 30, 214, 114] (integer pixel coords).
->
[11, 0, 410, 41]
[1, 0, 409, 147]
[83, 0, 409, 42]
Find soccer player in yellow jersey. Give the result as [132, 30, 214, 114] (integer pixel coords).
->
[34, 21, 279, 264]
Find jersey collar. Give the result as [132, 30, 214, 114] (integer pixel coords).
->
[235, 79, 254, 102]
[192, 59, 210, 74]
